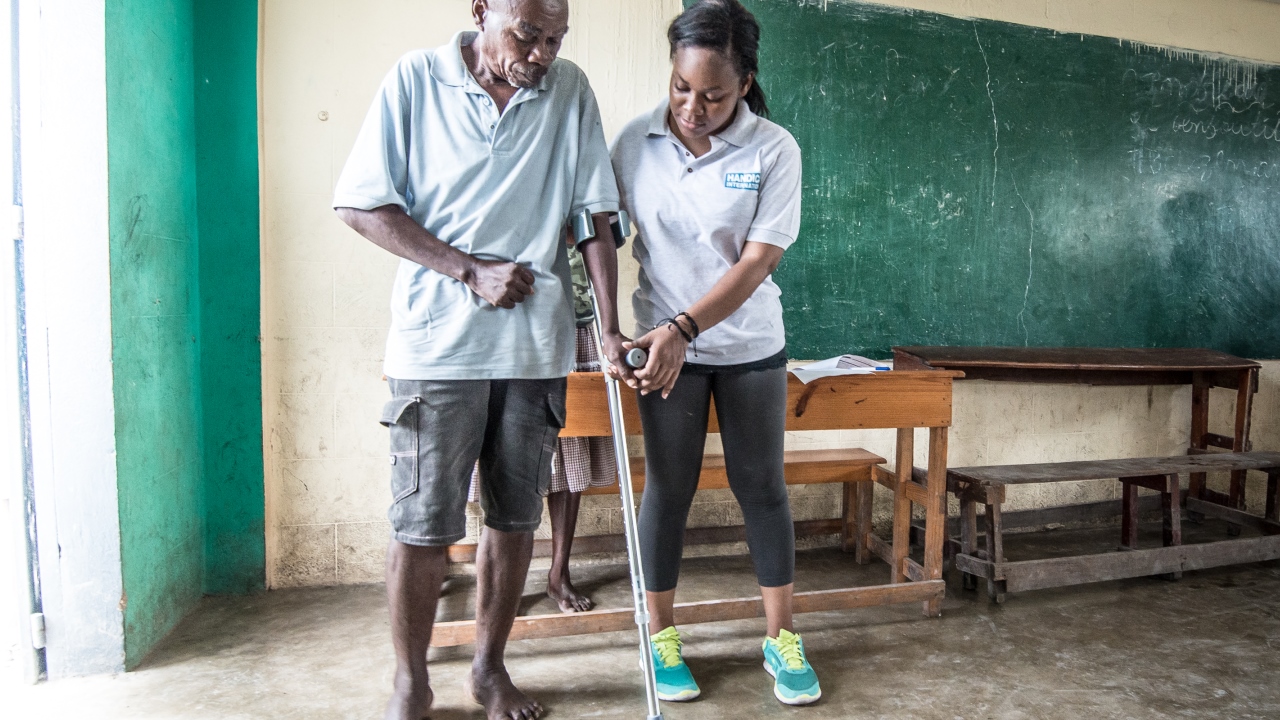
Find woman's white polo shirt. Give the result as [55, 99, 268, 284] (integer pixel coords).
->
[610, 100, 802, 366]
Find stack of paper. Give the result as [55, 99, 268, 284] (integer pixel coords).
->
[790, 355, 891, 384]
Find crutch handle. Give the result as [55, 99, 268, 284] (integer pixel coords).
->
[625, 347, 648, 369]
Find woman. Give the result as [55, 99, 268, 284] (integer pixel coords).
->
[609, 0, 819, 706]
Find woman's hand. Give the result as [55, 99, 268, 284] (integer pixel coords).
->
[627, 325, 689, 398]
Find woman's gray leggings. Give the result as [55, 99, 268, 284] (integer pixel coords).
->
[636, 365, 794, 592]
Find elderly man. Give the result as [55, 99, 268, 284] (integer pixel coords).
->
[333, 2, 628, 718]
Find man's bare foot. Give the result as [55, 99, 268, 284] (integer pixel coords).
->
[385, 682, 433, 720]
[467, 666, 543, 720]
[547, 574, 594, 613]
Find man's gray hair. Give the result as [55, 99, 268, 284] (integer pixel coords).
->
[496, 0, 568, 14]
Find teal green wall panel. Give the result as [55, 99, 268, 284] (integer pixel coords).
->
[105, 0, 263, 665]
[105, 0, 205, 667]
[194, 0, 265, 596]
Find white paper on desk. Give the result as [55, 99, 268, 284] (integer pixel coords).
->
[790, 355, 889, 384]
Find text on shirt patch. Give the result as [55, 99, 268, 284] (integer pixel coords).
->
[724, 172, 761, 191]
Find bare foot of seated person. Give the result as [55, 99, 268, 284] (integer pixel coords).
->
[547, 565, 594, 613]
[546, 489, 594, 613]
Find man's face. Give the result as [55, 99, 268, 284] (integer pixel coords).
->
[475, 0, 569, 89]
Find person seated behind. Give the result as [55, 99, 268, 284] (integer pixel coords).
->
[469, 237, 617, 614]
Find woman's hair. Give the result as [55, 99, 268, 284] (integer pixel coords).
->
[667, 0, 769, 118]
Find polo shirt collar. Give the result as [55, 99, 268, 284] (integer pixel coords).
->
[430, 31, 550, 93]
[646, 99, 759, 147]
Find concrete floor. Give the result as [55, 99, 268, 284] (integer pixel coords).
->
[8, 520, 1280, 719]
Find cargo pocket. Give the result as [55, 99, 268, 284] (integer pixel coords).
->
[381, 397, 421, 503]
[536, 392, 567, 496]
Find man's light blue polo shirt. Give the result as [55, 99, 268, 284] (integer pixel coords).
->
[334, 32, 620, 380]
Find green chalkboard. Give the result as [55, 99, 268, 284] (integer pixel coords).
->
[735, 1, 1280, 358]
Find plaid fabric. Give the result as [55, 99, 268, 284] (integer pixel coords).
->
[469, 325, 616, 500]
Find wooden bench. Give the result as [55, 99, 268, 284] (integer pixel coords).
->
[433, 369, 960, 647]
[949, 452, 1280, 602]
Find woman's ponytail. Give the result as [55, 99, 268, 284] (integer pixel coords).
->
[667, 0, 770, 119]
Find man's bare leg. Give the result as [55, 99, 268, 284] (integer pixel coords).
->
[546, 490, 593, 613]
[469, 527, 543, 720]
[385, 540, 448, 720]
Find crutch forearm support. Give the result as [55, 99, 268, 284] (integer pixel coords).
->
[572, 208, 631, 247]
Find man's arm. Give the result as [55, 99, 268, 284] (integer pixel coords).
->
[577, 212, 636, 386]
[336, 205, 534, 309]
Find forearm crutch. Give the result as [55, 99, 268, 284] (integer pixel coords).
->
[574, 210, 664, 720]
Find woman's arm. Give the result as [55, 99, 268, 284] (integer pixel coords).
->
[628, 241, 785, 397]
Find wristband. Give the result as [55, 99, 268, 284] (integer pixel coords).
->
[658, 318, 693, 343]
[675, 312, 700, 339]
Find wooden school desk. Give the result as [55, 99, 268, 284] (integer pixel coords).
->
[431, 369, 961, 647]
[892, 347, 1262, 512]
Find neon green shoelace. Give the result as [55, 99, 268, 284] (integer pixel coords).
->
[652, 629, 684, 669]
[772, 631, 806, 671]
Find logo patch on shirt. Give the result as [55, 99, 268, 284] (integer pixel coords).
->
[724, 172, 761, 191]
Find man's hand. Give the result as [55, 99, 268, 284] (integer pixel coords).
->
[627, 325, 688, 398]
[466, 259, 535, 309]
[599, 330, 638, 389]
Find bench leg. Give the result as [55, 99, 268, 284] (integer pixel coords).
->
[841, 481, 857, 554]
[1163, 473, 1183, 581]
[1267, 471, 1279, 523]
[1225, 371, 1255, 536]
[922, 427, 948, 618]
[1186, 472, 1207, 524]
[1121, 481, 1140, 550]
[959, 492, 977, 591]
[1188, 379, 1209, 523]
[855, 480, 873, 564]
[891, 429, 914, 585]
[983, 501, 1006, 603]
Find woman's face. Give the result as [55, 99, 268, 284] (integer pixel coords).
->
[668, 46, 753, 140]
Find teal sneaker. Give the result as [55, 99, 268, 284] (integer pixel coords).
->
[763, 629, 821, 705]
[650, 626, 700, 702]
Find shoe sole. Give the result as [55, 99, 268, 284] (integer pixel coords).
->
[763, 661, 821, 706]
[656, 688, 701, 702]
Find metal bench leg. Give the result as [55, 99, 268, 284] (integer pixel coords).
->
[984, 501, 1006, 603]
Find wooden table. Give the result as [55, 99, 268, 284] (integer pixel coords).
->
[431, 369, 961, 647]
[893, 347, 1262, 516]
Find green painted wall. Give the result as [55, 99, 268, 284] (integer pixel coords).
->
[104, 0, 263, 665]
[105, 0, 205, 667]
[194, 0, 264, 596]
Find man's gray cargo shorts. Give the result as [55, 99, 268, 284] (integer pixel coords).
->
[381, 377, 567, 546]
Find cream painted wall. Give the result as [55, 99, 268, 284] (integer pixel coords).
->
[260, 0, 1280, 588]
